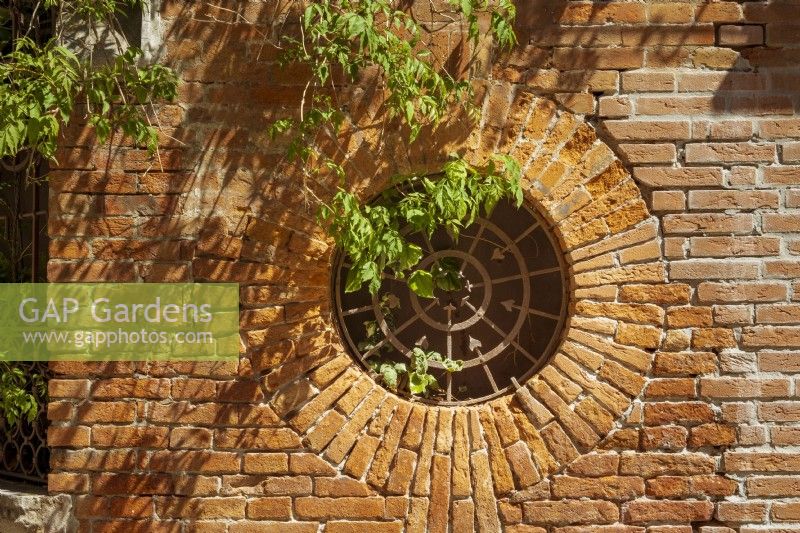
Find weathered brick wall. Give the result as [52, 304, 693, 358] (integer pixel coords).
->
[47, 1, 800, 532]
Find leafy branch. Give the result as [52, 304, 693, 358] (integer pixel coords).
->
[263, 0, 522, 297]
[321, 154, 522, 296]
[0, 362, 46, 427]
[268, 0, 518, 184]
[370, 346, 463, 396]
[0, 38, 177, 162]
[0, 0, 178, 175]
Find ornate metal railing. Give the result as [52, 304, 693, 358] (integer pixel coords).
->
[0, 0, 54, 486]
[0, 363, 50, 484]
[0, 157, 50, 484]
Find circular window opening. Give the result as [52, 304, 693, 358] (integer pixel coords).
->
[333, 195, 569, 405]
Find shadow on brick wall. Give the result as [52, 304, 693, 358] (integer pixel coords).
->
[50, 0, 797, 281]
[46, 3, 800, 348]
[48, 0, 800, 366]
[44, 1, 800, 527]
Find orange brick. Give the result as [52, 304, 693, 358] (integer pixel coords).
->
[667, 307, 713, 328]
[689, 423, 737, 447]
[719, 25, 764, 47]
[644, 402, 715, 426]
[294, 497, 385, 520]
[521, 500, 618, 525]
[653, 352, 717, 376]
[624, 500, 713, 523]
[605, 121, 691, 142]
[645, 378, 696, 399]
[642, 426, 688, 451]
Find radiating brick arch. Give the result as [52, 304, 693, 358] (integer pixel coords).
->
[231, 87, 668, 528]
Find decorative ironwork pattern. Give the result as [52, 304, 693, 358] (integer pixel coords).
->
[0, 155, 50, 484]
[0, 362, 50, 484]
[334, 198, 569, 405]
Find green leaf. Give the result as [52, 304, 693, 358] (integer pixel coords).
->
[460, 0, 473, 18]
[397, 243, 423, 271]
[344, 265, 364, 293]
[411, 347, 428, 375]
[368, 358, 409, 391]
[408, 372, 438, 395]
[379, 363, 399, 389]
[408, 269, 434, 298]
[268, 118, 294, 139]
[441, 357, 464, 372]
[431, 257, 462, 292]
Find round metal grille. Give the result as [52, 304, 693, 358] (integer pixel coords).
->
[333, 196, 569, 405]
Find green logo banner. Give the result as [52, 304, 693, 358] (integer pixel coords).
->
[0, 284, 239, 361]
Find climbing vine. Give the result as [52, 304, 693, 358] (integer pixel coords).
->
[264, 0, 521, 394]
[320, 155, 522, 297]
[0, 0, 177, 177]
[268, 0, 520, 293]
[269, 0, 516, 147]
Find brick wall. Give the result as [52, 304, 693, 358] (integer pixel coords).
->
[48, 1, 800, 532]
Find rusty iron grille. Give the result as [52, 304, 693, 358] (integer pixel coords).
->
[0, 0, 54, 486]
[0, 155, 50, 484]
[333, 197, 569, 405]
[0, 159, 49, 284]
[0, 362, 50, 484]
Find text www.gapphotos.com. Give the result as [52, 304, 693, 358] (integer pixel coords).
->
[21, 328, 214, 349]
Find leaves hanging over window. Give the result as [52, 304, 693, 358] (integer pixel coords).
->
[320, 154, 523, 297]
[263, 0, 522, 299]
